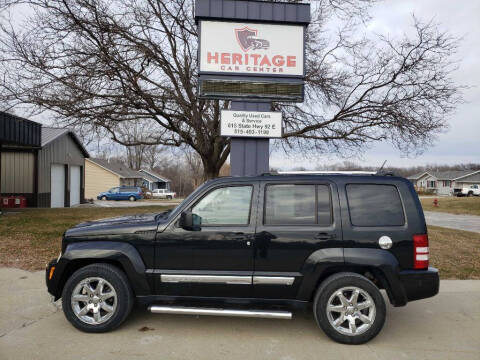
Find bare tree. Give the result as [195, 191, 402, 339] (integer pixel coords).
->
[0, 0, 463, 179]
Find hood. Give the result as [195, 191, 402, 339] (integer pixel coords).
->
[64, 212, 168, 239]
[74, 213, 157, 228]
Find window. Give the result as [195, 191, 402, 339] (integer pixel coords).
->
[191, 186, 253, 225]
[264, 184, 332, 225]
[346, 184, 405, 227]
[427, 181, 436, 188]
[110, 188, 119, 193]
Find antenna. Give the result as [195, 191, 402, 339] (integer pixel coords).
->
[376, 160, 388, 175]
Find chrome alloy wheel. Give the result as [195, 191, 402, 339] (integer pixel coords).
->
[71, 277, 117, 325]
[326, 286, 376, 336]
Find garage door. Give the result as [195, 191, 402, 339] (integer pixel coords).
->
[70, 166, 81, 206]
[51, 164, 65, 208]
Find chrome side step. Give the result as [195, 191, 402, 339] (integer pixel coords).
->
[148, 305, 292, 320]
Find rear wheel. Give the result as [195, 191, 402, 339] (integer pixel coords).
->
[61, 263, 134, 333]
[468, 192, 473, 197]
[313, 272, 386, 344]
[167, 195, 172, 200]
[129, 196, 136, 201]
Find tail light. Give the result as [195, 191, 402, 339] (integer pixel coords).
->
[413, 234, 429, 269]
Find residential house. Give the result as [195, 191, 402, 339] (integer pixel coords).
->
[84, 158, 145, 199]
[138, 169, 171, 191]
[407, 170, 480, 195]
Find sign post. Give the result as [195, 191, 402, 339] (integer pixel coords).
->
[195, 0, 310, 176]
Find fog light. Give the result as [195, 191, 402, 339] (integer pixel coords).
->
[49, 266, 56, 280]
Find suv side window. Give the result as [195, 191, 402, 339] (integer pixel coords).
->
[192, 185, 253, 225]
[264, 184, 332, 225]
[346, 184, 405, 227]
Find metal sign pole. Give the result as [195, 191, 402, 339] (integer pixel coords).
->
[230, 101, 270, 176]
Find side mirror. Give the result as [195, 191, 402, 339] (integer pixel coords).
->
[179, 211, 201, 231]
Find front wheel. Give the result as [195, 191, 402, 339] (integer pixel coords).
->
[101, 196, 107, 201]
[129, 196, 136, 201]
[167, 195, 172, 200]
[313, 272, 386, 344]
[61, 263, 134, 333]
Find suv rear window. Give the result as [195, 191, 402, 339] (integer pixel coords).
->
[264, 184, 332, 225]
[346, 184, 405, 227]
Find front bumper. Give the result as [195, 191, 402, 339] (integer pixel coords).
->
[46, 258, 62, 300]
[398, 267, 439, 302]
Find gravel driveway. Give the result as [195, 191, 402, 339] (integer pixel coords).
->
[1, 268, 479, 360]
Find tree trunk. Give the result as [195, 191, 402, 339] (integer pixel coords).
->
[201, 158, 222, 181]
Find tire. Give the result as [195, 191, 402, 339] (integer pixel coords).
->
[101, 196, 107, 201]
[167, 195, 172, 200]
[61, 263, 134, 333]
[468, 192, 473, 197]
[129, 196, 136, 201]
[313, 272, 386, 345]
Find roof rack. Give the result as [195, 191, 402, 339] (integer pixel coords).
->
[276, 171, 377, 175]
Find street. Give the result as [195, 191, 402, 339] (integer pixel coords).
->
[424, 211, 480, 233]
[1, 268, 479, 360]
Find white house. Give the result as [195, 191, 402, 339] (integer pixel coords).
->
[407, 170, 480, 195]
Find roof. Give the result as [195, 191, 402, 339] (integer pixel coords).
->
[0, 111, 42, 148]
[454, 171, 480, 183]
[406, 172, 429, 180]
[88, 158, 143, 179]
[41, 127, 89, 157]
[431, 170, 479, 180]
[407, 170, 480, 181]
[139, 169, 170, 183]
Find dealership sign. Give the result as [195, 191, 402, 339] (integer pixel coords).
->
[200, 21, 304, 76]
[221, 110, 282, 138]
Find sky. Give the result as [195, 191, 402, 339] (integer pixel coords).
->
[8, 0, 480, 170]
[271, 0, 480, 170]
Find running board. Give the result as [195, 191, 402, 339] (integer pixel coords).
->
[148, 305, 292, 320]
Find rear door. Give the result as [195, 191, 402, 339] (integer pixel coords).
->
[253, 180, 342, 299]
[337, 178, 421, 270]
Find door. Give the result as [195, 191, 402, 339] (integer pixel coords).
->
[253, 181, 342, 299]
[109, 187, 120, 200]
[155, 183, 258, 298]
[50, 164, 65, 208]
[70, 166, 81, 206]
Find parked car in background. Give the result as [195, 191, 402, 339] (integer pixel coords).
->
[151, 189, 176, 199]
[97, 186, 143, 201]
[454, 184, 480, 197]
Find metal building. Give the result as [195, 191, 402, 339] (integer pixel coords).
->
[0, 112, 89, 208]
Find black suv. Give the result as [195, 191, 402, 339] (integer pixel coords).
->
[46, 174, 439, 344]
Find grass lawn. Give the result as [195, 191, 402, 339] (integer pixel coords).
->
[0, 206, 172, 270]
[0, 207, 479, 279]
[420, 196, 480, 216]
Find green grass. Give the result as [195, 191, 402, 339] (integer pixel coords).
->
[420, 196, 480, 216]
